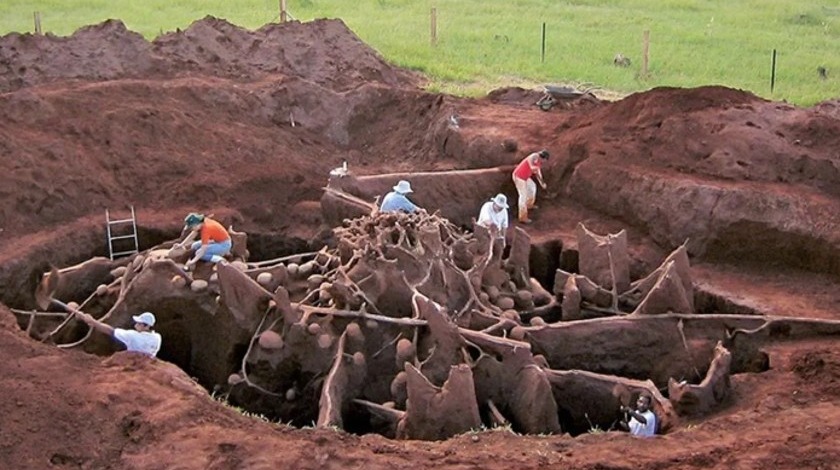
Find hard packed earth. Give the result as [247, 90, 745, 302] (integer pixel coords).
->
[1, 17, 840, 470]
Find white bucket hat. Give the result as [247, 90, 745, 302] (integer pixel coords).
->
[491, 193, 509, 209]
[393, 180, 413, 194]
[132, 312, 156, 327]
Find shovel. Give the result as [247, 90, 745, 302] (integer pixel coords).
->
[34, 266, 72, 312]
[33, 266, 80, 338]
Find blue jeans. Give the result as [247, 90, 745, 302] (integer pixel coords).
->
[191, 239, 232, 261]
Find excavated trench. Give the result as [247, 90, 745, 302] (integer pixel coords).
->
[10, 168, 827, 440]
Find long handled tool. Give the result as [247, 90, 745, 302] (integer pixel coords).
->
[31, 266, 76, 337]
[35, 266, 71, 312]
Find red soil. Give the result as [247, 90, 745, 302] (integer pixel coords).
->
[1, 17, 839, 470]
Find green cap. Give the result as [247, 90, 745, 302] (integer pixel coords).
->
[184, 213, 205, 227]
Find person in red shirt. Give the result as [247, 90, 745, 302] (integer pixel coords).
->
[175, 213, 231, 269]
[512, 149, 549, 223]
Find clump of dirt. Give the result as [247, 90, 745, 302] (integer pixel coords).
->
[792, 349, 840, 397]
[0, 17, 419, 93]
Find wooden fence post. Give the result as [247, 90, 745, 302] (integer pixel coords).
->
[541, 22, 546, 63]
[770, 49, 777, 93]
[430, 8, 437, 46]
[642, 30, 650, 76]
[34, 12, 42, 34]
[280, 0, 287, 22]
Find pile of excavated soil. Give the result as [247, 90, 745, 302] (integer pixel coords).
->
[1, 17, 840, 470]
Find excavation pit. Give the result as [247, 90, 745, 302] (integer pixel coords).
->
[13, 205, 829, 441]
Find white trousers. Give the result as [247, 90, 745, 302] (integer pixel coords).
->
[513, 176, 536, 220]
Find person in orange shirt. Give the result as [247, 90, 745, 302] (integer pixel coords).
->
[175, 213, 231, 269]
[512, 149, 549, 224]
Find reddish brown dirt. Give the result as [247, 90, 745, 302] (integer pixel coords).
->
[1, 17, 840, 470]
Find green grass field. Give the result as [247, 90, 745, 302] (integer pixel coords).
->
[1, 0, 838, 105]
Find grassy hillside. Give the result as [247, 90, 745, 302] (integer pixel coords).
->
[1, 0, 838, 105]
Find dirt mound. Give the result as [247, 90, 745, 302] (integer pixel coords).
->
[792, 348, 840, 397]
[0, 17, 418, 93]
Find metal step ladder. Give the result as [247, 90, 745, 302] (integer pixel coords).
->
[106, 206, 139, 260]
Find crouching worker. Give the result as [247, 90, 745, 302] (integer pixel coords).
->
[175, 213, 231, 270]
[477, 193, 509, 240]
[380, 180, 421, 213]
[619, 393, 657, 437]
[74, 310, 162, 357]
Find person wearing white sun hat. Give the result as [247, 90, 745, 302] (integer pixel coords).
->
[477, 193, 510, 239]
[379, 179, 421, 213]
[73, 310, 162, 357]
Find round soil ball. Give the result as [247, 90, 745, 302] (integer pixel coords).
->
[495, 296, 515, 310]
[307, 274, 325, 290]
[110, 266, 127, 277]
[190, 279, 209, 292]
[515, 289, 534, 306]
[529, 317, 547, 327]
[95, 284, 109, 296]
[318, 289, 332, 302]
[365, 320, 379, 329]
[299, 261, 317, 277]
[395, 338, 415, 366]
[67, 301, 80, 311]
[209, 273, 218, 283]
[486, 286, 500, 302]
[307, 323, 322, 335]
[258, 330, 284, 349]
[501, 309, 521, 323]
[345, 323, 363, 342]
[287, 263, 299, 276]
[285, 388, 297, 401]
[510, 326, 526, 341]
[256, 272, 273, 286]
[352, 351, 366, 366]
[317, 333, 334, 349]
[227, 373, 244, 385]
[171, 276, 187, 288]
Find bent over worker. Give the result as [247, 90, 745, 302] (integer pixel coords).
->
[477, 193, 509, 239]
[175, 213, 231, 270]
[74, 310, 162, 357]
[380, 180, 421, 213]
[512, 149, 549, 224]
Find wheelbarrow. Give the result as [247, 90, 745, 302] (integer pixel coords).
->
[536, 84, 600, 111]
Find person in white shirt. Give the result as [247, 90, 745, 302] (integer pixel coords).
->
[619, 393, 657, 437]
[477, 193, 510, 239]
[380, 180, 421, 213]
[74, 310, 162, 358]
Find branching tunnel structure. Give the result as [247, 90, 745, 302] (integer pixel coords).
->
[10, 169, 840, 440]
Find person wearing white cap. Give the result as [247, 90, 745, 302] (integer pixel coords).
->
[477, 193, 510, 238]
[73, 309, 162, 357]
[379, 180, 421, 213]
